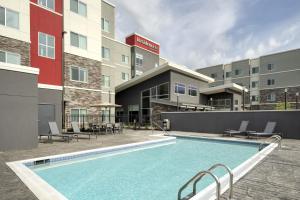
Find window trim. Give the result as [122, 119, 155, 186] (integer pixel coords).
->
[38, 32, 55, 59]
[135, 53, 143, 67]
[267, 93, 276, 102]
[101, 75, 111, 88]
[101, 17, 110, 33]
[267, 79, 275, 86]
[0, 7, 19, 29]
[0, 50, 21, 65]
[174, 83, 186, 95]
[252, 66, 259, 74]
[121, 72, 129, 81]
[38, 0, 55, 11]
[102, 46, 110, 60]
[122, 54, 129, 64]
[70, 108, 87, 123]
[188, 85, 198, 97]
[70, 66, 88, 83]
[70, 31, 87, 50]
[70, 0, 87, 17]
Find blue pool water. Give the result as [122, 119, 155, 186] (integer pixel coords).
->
[30, 137, 259, 200]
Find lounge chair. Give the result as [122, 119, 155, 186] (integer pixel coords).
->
[71, 122, 96, 139]
[248, 121, 278, 138]
[49, 122, 78, 143]
[114, 123, 122, 134]
[105, 123, 114, 134]
[223, 121, 249, 136]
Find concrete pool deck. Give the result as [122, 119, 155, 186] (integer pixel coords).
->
[0, 130, 299, 200]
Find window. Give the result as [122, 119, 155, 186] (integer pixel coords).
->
[102, 47, 110, 60]
[175, 83, 185, 94]
[267, 79, 275, 86]
[211, 73, 217, 78]
[70, 0, 87, 16]
[122, 72, 129, 81]
[157, 83, 169, 99]
[71, 109, 87, 123]
[267, 64, 274, 71]
[188, 85, 197, 97]
[267, 93, 276, 102]
[234, 69, 241, 76]
[251, 95, 259, 102]
[38, 0, 55, 10]
[251, 81, 258, 88]
[38, 32, 55, 59]
[70, 66, 88, 82]
[122, 55, 129, 64]
[0, 50, 21, 65]
[101, 18, 109, 32]
[235, 99, 239, 105]
[101, 75, 110, 87]
[101, 109, 110, 123]
[225, 71, 231, 78]
[0, 7, 19, 29]
[136, 53, 143, 67]
[252, 67, 259, 74]
[70, 32, 87, 49]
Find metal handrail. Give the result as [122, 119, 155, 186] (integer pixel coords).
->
[193, 164, 233, 199]
[259, 135, 282, 151]
[151, 120, 169, 135]
[178, 171, 220, 200]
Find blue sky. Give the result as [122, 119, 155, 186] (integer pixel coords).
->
[109, 0, 300, 69]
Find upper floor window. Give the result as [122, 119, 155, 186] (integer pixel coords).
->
[0, 7, 19, 29]
[136, 53, 143, 67]
[267, 79, 275, 86]
[101, 75, 110, 87]
[70, 0, 87, 17]
[122, 72, 129, 81]
[211, 73, 217, 78]
[102, 47, 110, 60]
[70, 32, 87, 49]
[70, 66, 88, 83]
[251, 95, 259, 102]
[252, 67, 259, 74]
[122, 55, 129, 64]
[225, 71, 231, 78]
[175, 83, 185, 95]
[188, 85, 197, 97]
[251, 81, 258, 88]
[38, 0, 55, 11]
[267, 64, 274, 71]
[0, 50, 21, 65]
[234, 69, 241, 76]
[267, 93, 276, 102]
[101, 18, 109, 32]
[38, 32, 55, 59]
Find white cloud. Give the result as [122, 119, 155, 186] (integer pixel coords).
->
[109, 0, 300, 69]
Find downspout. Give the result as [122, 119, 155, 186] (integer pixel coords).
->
[61, 1, 66, 129]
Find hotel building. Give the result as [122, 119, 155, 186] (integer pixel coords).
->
[196, 49, 300, 110]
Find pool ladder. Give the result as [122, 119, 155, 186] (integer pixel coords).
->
[177, 163, 233, 200]
[259, 135, 282, 151]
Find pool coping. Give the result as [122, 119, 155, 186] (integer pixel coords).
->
[6, 136, 175, 200]
[6, 135, 277, 200]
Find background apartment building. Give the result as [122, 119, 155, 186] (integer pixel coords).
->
[197, 49, 300, 110]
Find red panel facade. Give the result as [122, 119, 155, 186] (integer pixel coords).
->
[126, 34, 160, 54]
[30, 1, 63, 86]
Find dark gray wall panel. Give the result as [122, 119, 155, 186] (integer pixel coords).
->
[162, 111, 300, 139]
[0, 69, 38, 151]
[38, 88, 62, 132]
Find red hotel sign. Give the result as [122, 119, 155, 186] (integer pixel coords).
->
[126, 34, 160, 54]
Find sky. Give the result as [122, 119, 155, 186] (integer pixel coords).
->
[108, 0, 300, 69]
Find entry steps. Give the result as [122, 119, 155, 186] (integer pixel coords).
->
[178, 163, 233, 200]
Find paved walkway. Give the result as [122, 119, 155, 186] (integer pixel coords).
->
[0, 130, 299, 200]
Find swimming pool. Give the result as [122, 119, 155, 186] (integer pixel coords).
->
[7, 136, 277, 200]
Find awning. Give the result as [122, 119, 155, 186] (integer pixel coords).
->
[199, 83, 249, 95]
[91, 103, 122, 108]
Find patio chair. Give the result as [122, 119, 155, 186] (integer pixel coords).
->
[114, 123, 122, 134]
[48, 122, 78, 143]
[71, 122, 96, 139]
[223, 121, 249, 137]
[106, 123, 114, 134]
[248, 121, 278, 138]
